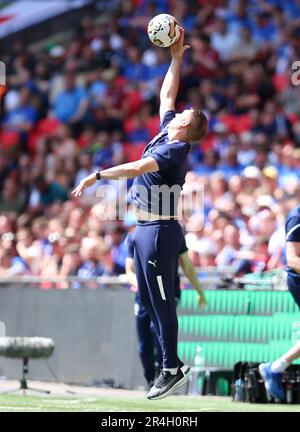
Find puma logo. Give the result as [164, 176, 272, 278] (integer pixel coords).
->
[148, 259, 158, 268]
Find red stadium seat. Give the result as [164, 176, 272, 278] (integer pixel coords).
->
[287, 113, 299, 124]
[125, 89, 143, 116]
[36, 117, 61, 135]
[123, 117, 136, 135]
[200, 133, 214, 151]
[272, 74, 290, 93]
[146, 115, 160, 138]
[219, 114, 252, 133]
[124, 142, 145, 162]
[0, 130, 20, 152]
[28, 117, 61, 153]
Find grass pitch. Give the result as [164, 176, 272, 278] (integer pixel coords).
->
[1, 393, 300, 412]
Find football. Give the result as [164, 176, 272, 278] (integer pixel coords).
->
[147, 14, 180, 48]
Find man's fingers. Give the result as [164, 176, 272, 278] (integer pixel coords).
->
[176, 27, 184, 42]
[71, 187, 80, 195]
[71, 185, 83, 197]
[180, 28, 185, 42]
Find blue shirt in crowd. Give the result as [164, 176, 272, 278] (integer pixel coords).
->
[5, 105, 37, 130]
[53, 86, 87, 123]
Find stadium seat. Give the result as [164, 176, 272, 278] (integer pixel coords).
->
[123, 142, 145, 162]
[146, 115, 160, 138]
[0, 130, 20, 152]
[28, 118, 61, 153]
[36, 117, 60, 135]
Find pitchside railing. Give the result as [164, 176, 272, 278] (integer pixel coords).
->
[0, 268, 287, 291]
[0, 267, 231, 290]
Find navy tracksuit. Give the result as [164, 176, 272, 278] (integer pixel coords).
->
[129, 110, 190, 370]
[286, 205, 300, 308]
[134, 294, 163, 384]
[133, 221, 184, 369]
[127, 232, 187, 383]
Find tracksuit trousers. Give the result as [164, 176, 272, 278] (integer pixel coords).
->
[135, 293, 163, 383]
[133, 219, 184, 369]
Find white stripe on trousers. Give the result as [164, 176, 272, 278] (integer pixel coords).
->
[156, 275, 166, 301]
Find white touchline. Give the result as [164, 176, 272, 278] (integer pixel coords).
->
[156, 275, 166, 301]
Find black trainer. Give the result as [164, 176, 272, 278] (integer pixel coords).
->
[147, 365, 190, 400]
[146, 380, 155, 392]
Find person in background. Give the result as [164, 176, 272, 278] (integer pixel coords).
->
[53, 73, 88, 135]
[29, 176, 69, 214]
[3, 87, 37, 136]
[259, 204, 300, 401]
[0, 248, 30, 276]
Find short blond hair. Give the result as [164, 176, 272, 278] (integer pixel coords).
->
[186, 108, 208, 143]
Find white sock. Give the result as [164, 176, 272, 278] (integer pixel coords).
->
[271, 358, 289, 373]
[163, 367, 178, 375]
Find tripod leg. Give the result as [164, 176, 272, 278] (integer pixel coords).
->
[20, 358, 29, 394]
[2, 357, 52, 395]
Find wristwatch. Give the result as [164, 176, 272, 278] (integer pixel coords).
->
[96, 171, 101, 180]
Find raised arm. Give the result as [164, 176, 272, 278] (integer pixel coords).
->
[159, 27, 190, 120]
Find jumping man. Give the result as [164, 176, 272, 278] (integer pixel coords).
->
[72, 28, 208, 400]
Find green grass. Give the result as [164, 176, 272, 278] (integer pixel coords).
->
[1, 394, 300, 412]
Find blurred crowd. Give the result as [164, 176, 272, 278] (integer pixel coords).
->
[1, 0, 300, 284]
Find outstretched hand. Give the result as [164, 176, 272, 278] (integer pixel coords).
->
[171, 26, 190, 60]
[71, 173, 97, 197]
